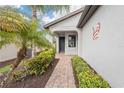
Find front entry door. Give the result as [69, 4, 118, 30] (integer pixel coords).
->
[59, 37, 65, 53]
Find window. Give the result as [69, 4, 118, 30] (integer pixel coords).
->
[68, 35, 76, 47]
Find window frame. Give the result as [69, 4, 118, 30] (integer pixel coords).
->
[68, 35, 76, 48]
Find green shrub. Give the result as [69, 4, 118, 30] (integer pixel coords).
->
[12, 48, 55, 81]
[72, 56, 111, 88]
[25, 48, 55, 75]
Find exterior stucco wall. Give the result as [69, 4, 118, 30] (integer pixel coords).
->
[55, 35, 59, 53]
[65, 32, 78, 55]
[0, 45, 17, 62]
[80, 6, 124, 87]
[49, 13, 82, 32]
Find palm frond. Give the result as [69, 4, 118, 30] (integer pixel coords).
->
[0, 6, 30, 32]
[36, 5, 69, 13]
[0, 6, 53, 50]
[0, 31, 16, 48]
[29, 5, 69, 19]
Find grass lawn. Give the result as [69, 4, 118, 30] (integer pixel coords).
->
[0, 65, 11, 74]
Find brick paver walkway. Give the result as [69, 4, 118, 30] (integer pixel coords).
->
[45, 54, 76, 88]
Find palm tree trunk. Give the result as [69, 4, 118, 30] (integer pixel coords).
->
[31, 5, 37, 57]
[0, 47, 27, 88]
[32, 5, 37, 20]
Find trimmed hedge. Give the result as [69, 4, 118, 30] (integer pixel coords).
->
[71, 56, 111, 88]
[12, 48, 56, 81]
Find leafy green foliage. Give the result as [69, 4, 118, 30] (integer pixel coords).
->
[0, 6, 30, 32]
[71, 56, 111, 88]
[12, 70, 27, 81]
[12, 48, 55, 81]
[25, 48, 55, 75]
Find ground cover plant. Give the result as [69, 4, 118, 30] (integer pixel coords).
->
[71, 56, 111, 88]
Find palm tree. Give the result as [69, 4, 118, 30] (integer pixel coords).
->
[0, 5, 69, 87]
[0, 6, 51, 87]
[31, 5, 69, 19]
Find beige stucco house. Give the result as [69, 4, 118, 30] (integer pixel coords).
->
[44, 5, 124, 87]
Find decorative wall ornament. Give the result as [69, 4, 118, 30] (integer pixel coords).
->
[92, 22, 101, 40]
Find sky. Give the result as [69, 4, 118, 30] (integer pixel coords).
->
[14, 5, 32, 18]
[14, 5, 82, 24]
[42, 5, 83, 23]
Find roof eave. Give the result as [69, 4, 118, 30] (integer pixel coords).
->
[77, 5, 100, 28]
[44, 7, 84, 29]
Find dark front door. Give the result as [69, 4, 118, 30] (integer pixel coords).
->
[59, 37, 65, 53]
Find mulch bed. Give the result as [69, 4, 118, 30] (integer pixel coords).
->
[4, 58, 59, 88]
[71, 63, 79, 88]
